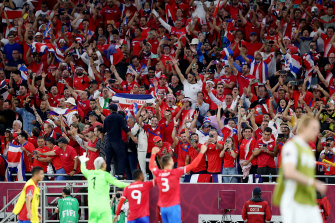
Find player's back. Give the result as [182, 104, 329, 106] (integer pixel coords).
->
[153, 167, 185, 207]
[57, 197, 79, 223]
[123, 181, 154, 221]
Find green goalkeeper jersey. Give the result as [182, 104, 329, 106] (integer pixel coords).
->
[57, 196, 79, 223]
[80, 162, 129, 214]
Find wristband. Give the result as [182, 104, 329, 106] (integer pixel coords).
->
[72, 169, 76, 172]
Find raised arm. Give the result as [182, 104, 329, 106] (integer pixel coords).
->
[171, 58, 185, 83]
[185, 145, 207, 172]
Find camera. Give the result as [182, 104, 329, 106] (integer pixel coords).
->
[209, 134, 214, 138]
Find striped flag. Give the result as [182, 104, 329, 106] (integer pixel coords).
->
[112, 93, 155, 117]
[2, 8, 22, 23]
[5, 144, 26, 182]
[43, 21, 52, 40]
[30, 42, 64, 62]
[18, 64, 29, 80]
[184, 174, 212, 183]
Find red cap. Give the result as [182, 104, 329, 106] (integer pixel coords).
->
[160, 75, 167, 79]
[153, 136, 162, 143]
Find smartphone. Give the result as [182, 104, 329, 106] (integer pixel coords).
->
[289, 81, 298, 86]
[278, 133, 285, 138]
[33, 150, 37, 155]
[239, 40, 242, 47]
[262, 18, 266, 25]
[146, 103, 153, 106]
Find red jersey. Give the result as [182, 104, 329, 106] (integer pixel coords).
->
[159, 119, 174, 145]
[170, 27, 187, 38]
[18, 184, 37, 221]
[86, 138, 99, 170]
[149, 151, 205, 207]
[317, 196, 331, 223]
[22, 141, 35, 172]
[131, 38, 144, 56]
[151, 167, 186, 207]
[206, 143, 223, 173]
[157, 142, 173, 157]
[51, 145, 63, 170]
[143, 124, 163, 153]
[54, 145, 77, 174]
[219, 74, 236, 95]
[222, 146, 239, 168]
[242, 200, 272, 223]
[176, 141, 190, 167]
[240, 137, 257, 165]
[73, 75, 90, 91]
[255, 138, 276, 168]
[120, 181, 154, 221]
[187, 144, 207, 173]
[76, 95, 90, 116]
[48, 93, 62, 107]
[32, 146, 49, 172]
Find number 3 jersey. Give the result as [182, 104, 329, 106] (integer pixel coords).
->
[121, 181, 154, 221]
[151, 167, 186, 208]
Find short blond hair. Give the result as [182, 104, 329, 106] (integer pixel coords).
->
[297, 114, 318, 134]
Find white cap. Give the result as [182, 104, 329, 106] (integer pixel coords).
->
[35, 32, 43, 36]
[65, 97, 76, 106]
[191, 38, 199, 45]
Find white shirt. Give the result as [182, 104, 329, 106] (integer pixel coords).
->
[183, 79, 203, 103]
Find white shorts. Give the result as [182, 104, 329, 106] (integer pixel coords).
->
[280, 200, 322, 223]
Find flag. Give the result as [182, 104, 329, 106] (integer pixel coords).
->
[30, 42, 64, 62]
[18, 64, 29, 80]
[104, 44, 124, 65]
[5, 144, 26, 182]
[2, 8, 22, 23]
[43, 21, 52, 40]
[213, 0, 221, 18]
[211, 174, 223, 183]
[184, 174, 212, 183]
[220, 47, 234, 61]
[112, 93, 155, 116]
[287, 54, 302, 77]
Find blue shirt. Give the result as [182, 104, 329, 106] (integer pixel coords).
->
[15, 108, 35, 134]
[3, 43, 22, 62]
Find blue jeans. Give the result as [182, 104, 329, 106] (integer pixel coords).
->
[222, 167, 238, 183]
[160, 204, 181, 223]
[128, 216, 149, 223]
[55, 168, 67, 181]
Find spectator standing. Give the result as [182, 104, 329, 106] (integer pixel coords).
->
[242, 187, 272, 223]
[220, 137, 239, 183]
[56, 187, 79, 223]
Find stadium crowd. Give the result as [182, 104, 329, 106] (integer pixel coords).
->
[1, 0, 335, 183]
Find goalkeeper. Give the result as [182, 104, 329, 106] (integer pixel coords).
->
[79, 153, 129, 223]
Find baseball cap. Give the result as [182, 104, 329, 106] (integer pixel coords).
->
[190, 38, 199, 45]
[153, 136, 162, 143]
[175, 90, 184, 96]
[202, 123, 211, 128]
[35, 32, 43, 37]
[249, 32, 257, 36]
[253, 187, 262, 195]
[160, 75, 167, 79]
[65, 97, 76, 106]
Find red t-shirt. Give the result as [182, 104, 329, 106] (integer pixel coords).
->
[18, 184, 36, 220]
[73, 75, 90, 91]
[246, 42, 263, 57]
[48, 93, 62, 107]
[151, 166, 186, 207]
[176, 141, 190, 167]
[131, 38, 144, 56]
[187, 143, 207, 173]
[54, 145, 77, 174]
[255, 139, 276, 168]
[206, 143, 223, 173]
[143, 124, 163, 153]
[121, 181, 154, 221]
[219, 74, 236, 95]
[240, 137, 257, 165]
[22, 141, 35, 172]
[76, 95, 90, 117]
[86, 138, 99, 170]
[51, 145, 63, 170]
[32, 146, 50, 172]
[222, 145, 239, 168]
[159, 119, 174, 145]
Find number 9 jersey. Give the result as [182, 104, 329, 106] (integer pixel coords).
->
[119, 181, 155, 221]
[151, 167, 186, 208]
